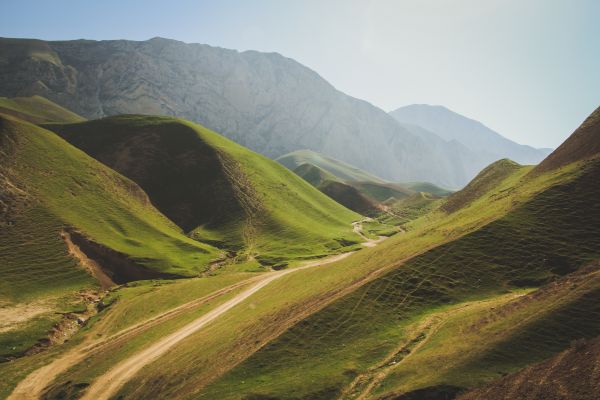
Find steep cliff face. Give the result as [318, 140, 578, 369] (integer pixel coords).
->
[1, 37, 479, 187]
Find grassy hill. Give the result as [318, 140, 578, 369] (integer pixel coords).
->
[0, 95, 85, 124]
[185, 111, 600, 399]
[280, 150, 449, 207]
[46, 116, 362, 262]
[293, 163, 340, 187]
[0, 114, 221, 359]
[293, 163, 380, 215]
[277, 149, 388, 183]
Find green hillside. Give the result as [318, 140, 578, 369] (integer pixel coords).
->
[0, 95, 85, 124]
[293, 162, 340, 187]
[196, 154, 600, 399]
[293, 163, 379, 216]
[0, 114, 220, 359]
[277, 149, 388, 183]
[47, 116, 362, 262]
[280, 150, 449, 206]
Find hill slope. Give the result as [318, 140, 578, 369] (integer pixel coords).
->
[183, 110, 600, 399]
[535, 106, 600, 173]
[47, 115, 361, 261]
[279, 150, 387, 183]
[281, 150, 446, 202]
[459, 333, 600, 400]
[1, 36, 509, 188]
[0, 95, 84, 124]
[0, 114, 220, 358]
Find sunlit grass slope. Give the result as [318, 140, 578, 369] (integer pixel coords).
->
[0, 114, 223, 357]
[48, 115, 361, 262]
[196, 156, 600, 399]
[0, 95, 84, 124]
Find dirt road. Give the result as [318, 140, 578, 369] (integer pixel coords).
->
[9, 222, 377, 400]
[80, 251, 354, 400]
[352, 219, 387, 247]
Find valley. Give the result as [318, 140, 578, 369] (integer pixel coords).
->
[0, 23, 598, 400]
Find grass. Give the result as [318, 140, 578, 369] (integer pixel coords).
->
[189, 157, 600, 399]
[0, 96, 84, 124]
[93, 155, 581, 399]
[47, 115, 362, 262]
[277, 149, 387, 183]
[0, 115, 222, 358]
[0, 272, 253, 399]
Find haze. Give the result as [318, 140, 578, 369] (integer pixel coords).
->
[1, 0, 598, 148]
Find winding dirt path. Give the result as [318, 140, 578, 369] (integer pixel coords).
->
[9, 221, 376, 400]
[80, 251, 354, 400]
[352, 218, 387, 248]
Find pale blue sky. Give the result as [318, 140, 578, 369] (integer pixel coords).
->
[1, 0, 598, 148]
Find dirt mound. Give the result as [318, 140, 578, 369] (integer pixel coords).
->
[535, 106, 600, 173]
[442, 159, 521, 213]
[459, 336, 600, 400]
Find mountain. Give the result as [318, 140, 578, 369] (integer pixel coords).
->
[46, 115, 361, 261]
[390, 104, 552, 167]
[0, 95, 84, 124]
[1, 36, 493, 188]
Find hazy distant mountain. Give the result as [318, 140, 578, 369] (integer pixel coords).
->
[0, 36, 494, 188]
[390, 104, 552, 166]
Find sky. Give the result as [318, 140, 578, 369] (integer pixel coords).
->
[1, 0, 598, 148]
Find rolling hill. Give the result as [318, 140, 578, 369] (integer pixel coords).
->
[0, 113, 221, 359]
[279, 150, 387, 183]
[46, 115, 362, 261]
[151, 107, 599, 400]
[0, 95, 85, 124]
[280, 149, 448, 202]
[293, 163, 380, 216]
[0, 36, 530, 188]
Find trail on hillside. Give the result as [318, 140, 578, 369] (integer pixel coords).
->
[352, 219, 388, 247]
[80, 251, 355, 400]
[9, 221, 378, 400]
[339, 293, 527, 400]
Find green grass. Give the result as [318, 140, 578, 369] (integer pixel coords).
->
[277, 149, 388, 183]
[0, 272, 253, 399]
[99, 156, 577, 399]
[47, 115, 362, 262]
[293, 163, 341, 187]
[0, 115, 221, 358]
[0, 96, 84, 124]
[192, 158, 600, 399]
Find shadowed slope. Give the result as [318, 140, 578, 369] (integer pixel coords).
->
[459, 334, 600, 400]
[0, 114, 220, 359]
[47, 115, 361, 259]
